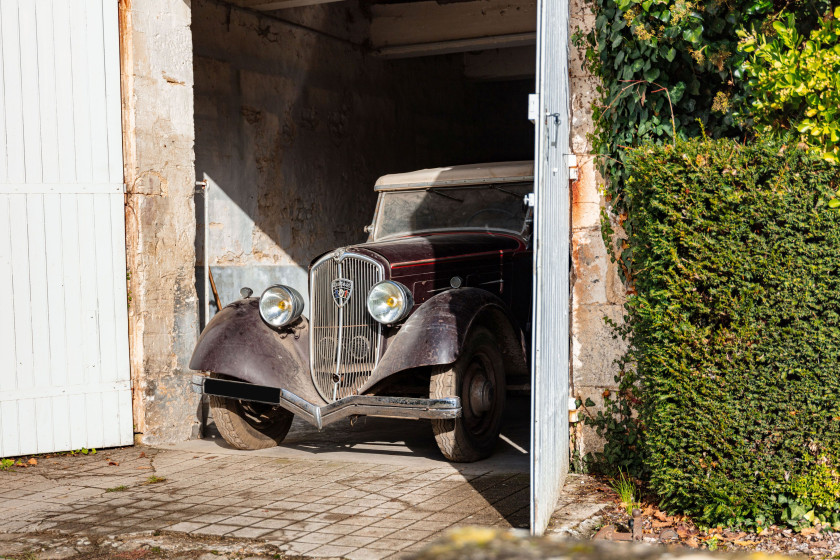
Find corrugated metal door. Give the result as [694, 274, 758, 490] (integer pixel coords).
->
[530, 0, 571, 535]
[0, 0, 132, 457]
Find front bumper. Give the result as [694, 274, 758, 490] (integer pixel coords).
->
[191, 374, 461, 430]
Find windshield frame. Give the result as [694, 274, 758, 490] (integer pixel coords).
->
[371, 183, 533, 242]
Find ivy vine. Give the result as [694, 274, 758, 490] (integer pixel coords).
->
[579, 0, 831, 202]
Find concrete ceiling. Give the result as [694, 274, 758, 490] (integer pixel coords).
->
[225, 0, 536, 67]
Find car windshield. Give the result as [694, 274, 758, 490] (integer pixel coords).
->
[373, 182, 533, 240]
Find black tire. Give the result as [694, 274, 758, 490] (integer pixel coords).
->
[208, 373, 294, 450]
[430, 327, 506, 462]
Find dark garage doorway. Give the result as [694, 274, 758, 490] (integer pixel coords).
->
[190, 0, 546, 535]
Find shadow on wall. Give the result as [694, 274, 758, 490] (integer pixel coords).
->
[191, 0, 534, 319]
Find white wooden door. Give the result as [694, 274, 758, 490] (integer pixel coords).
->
[530, 0, 571, 536]
[0, 0, 132, 457]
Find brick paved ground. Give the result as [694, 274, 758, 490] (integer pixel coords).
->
[0, 446, 538, 559]
[0, 404, 611, 560]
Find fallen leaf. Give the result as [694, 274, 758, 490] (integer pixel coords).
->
[108, 461, 119, 466]
[800, 527, 819, 536]
[653, 510, 669, 522]
[27, 458, 37, 465]
[138, 452, 146, 458]
[136, 466, 151, 470]
[652, 520, 673, 528]
[685, 537, 700, 548]
[734, 540, 757, 547]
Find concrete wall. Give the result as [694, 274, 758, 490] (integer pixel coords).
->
[121, 0, 201, 444]
[191, 0, 534, 316]
[568, 0, 628, 460]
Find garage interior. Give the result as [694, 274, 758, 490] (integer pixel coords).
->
[190, 0, 538, 527]
[192, 0, 537, 316]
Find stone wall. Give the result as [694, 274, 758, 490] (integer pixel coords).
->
[120, 0, 201, 444]
[568, 0, 628, 459]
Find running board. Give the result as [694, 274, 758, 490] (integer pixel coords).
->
[191, 375, 461, 430]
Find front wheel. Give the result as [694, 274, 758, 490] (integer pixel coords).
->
[208, 373, 294, 450]
[430, 327, 506, 462]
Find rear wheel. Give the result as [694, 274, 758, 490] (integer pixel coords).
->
[208, 373, 294, 450]
[430, 327, 506, 462]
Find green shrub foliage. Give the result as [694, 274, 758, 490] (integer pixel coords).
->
[624, 138, 840, 527]
[580, 0, 830, 197]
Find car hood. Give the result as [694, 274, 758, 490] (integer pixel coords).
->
[349, 232, 525, 269]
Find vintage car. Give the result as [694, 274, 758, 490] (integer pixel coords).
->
[190, 161, 534, 462]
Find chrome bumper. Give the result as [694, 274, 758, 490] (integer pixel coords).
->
[191, 374, 461, 430]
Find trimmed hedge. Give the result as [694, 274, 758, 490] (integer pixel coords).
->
[624, 138, 840, 528]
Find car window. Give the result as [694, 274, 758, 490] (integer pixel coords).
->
[373, 183, 533, 240]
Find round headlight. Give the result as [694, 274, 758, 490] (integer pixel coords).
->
[366, 280, 413, 325]
[259, 285, 304, 328]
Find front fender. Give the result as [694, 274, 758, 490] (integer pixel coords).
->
[358, 288, 526, 394]
[189, 298, 326, 405]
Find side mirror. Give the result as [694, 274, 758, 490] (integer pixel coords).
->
[523, 193, 535, 208]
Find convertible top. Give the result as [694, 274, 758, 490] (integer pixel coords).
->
[374, 161, 534, 191]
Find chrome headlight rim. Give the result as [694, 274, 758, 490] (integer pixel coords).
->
[258, 284, 305, 329]
[366, 280, 413, 325]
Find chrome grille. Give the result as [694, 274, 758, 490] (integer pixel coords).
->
[310, 251, 384, 402]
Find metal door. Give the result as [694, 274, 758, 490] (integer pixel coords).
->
[530, 0, 571, 535]
[0, 0, 132, 457]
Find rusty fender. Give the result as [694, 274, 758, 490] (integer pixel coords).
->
[358, 288, 527, 394]
[189, 298, 326, 405]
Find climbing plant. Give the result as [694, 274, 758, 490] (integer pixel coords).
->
[740, 8, 840, 162]
[580, 0, 831, 200]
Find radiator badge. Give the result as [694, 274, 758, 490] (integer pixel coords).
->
[331, 278, 353, 308]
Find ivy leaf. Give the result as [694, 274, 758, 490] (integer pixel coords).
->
[670, 81, 687, 103]
[665, 47, 677, 62]
[645, 67, 661, 81]
[615, 50, 626, 69]
[828, 198, 840, 209]
[682, 25, 704, 44]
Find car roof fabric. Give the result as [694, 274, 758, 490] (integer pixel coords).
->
[374, 161, 534, 191]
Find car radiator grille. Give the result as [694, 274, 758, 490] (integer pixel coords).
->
[309, 251, 384, 402]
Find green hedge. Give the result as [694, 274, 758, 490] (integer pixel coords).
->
[624, 138, 840, 528]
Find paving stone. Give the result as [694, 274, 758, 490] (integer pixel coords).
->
[285, 520, 330, 532]
[351, 526, 395, 539]
[330, 505, 369, 515]
[292, 502, 334, 513]
[188, 513, 232, 524]
[164, 521, 207, 533]
[190, 524, 239, 536]
[228, 526, 273, 539]
[263, 528, 307, 542]
[219, 514, 262, 526]
[295, 532, 339, 545]
[343, 548, 394, 560]
[370, 518, 416, 529]
[315, 523, 359, 536]
[366, 538, 415, 551]
[251, 518, 293, 530]
[307, 544, 357, 558]
[337, 515, 381, 527]
[330, 534, 378, 548]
